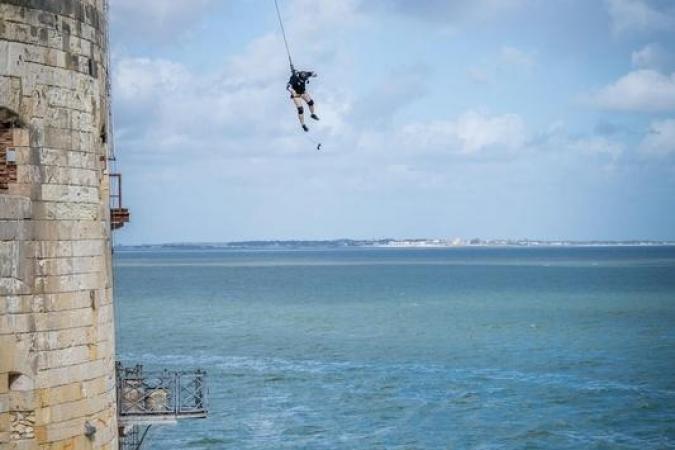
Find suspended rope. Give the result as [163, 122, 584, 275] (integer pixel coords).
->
[273, 0, 295, 72]
[303, 132, 322, 151]
[104, 0, 122, 351]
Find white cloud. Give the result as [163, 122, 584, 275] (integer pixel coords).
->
[529, 122, 626, 165]
[631, 43, 672, 70]
[467, 67, 492, 84]
[223, 34, 289, 88]
[288, 0, 364, 36]
[399, 111, 527, 155]
[640, 119, 675, 157]
[587, 69, 675, 112]
[365, 0, 526, 24]
[353, 65, 430, 127]
[605, 0, 675, 34]
[500, 46, 535, 69]
[569, 136, 624, 159]
[466, 45, 535, 85]
[454, 111, 527, 153]
[116, 58, 191, 103]
[114, 58, 288, 151]
[111, 0, 216, 40]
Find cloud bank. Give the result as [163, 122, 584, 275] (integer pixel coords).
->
[588, 70, 675, 112]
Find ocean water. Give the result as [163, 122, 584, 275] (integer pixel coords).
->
[114, 246, 675, 449]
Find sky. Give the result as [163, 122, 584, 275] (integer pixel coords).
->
[109, 0, 675, 244]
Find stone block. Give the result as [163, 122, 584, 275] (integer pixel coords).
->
[33, 308, 94, 332]
[0, 337, 15, 373]
[0, 410, 8, 431]
[70, 111, 94, 132]
[4, 183, 38, 200]
[47, 395, 105, 424]
[72, 131, 96, 152]
[30, 240, 104, 259]
[39, 185, 99, 205]
[43, 127, 72, 150]
[0, 42, 26, 78]
[1, 21, 38, 46]
[36, 383, 83, 410]
[35, 327, 93, 352]
[45, 109, 71, 130]
[33, 202, 100, 221]
[35, 360, 105, 389]
[0, 394, 8, 414]
[33, 222, 105, 241]
[67, 151, 98, 170]
[34, 271, 104, 293]
[13, 147, 37, 166]
[8, 390, 36, 411]
[0, 241, 20, 278]
[0, 196, 32, 220]
[37, 148, 67, 167]
[12, 129, 29, 147]
[0, 75, 22, 113]
[94, 325, 110, 344]
[45, 434, 89, 450]
[4, 296, 31, 314]
[38, 290, 93, 312]
[0, 313, 35, 334]
[80, 378, 105, 399]
[37, 345, 91, 370]
[0, 278, 31, 296]
[69, 166, 101, 187]
[0, 334, 35, 376]
[0, 374, 8, 395]
[34, 147, 99, 170]
[10, 440, 40, 450]
[94, 304, 112, 326]
[29, 64, 76, 92]
[0, 220, 32, 241]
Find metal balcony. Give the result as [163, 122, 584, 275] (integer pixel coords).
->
[116, 363, 208, 426]
[110, 173, 130, 230]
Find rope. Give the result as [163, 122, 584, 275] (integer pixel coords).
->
[104, 0, 122, 356]
[273, 0, 294, 71]
[303, 132, 322, 151]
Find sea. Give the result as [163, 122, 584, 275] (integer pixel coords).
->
[113, 246, 675, 449]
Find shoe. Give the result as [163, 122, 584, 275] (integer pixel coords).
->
[302, 124, 309, 132]
[310, 114, 320, 121]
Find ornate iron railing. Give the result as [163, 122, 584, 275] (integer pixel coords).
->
[119, 424, 151, 450]
[116, 363, 207, 425]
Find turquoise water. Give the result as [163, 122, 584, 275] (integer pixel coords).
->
[114, 247, 675, 449]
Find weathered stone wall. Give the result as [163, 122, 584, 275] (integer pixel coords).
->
[0, 1, 117, 449]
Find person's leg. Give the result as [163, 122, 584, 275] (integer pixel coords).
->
[302, 93, 319, 120]
[292, 95, 308, 131]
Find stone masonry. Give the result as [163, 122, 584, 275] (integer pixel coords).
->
[0, 1, 118, 449]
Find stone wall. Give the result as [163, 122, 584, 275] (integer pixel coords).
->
[0, 1, 117, 449]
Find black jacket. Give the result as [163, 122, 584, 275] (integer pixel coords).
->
[287, 71, 315, 94]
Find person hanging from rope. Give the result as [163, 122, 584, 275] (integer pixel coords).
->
[287, 69, 319, 132]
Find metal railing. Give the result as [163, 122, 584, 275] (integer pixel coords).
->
[109, 173, 130, 229]
[119, 424, 151, 450]
[116, 363, 207, 425]
[109, 173, 123, 209]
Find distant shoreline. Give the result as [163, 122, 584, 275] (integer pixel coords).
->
[115, 239, 675, 251]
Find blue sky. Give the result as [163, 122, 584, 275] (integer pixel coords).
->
[109, 0, 675, 244]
